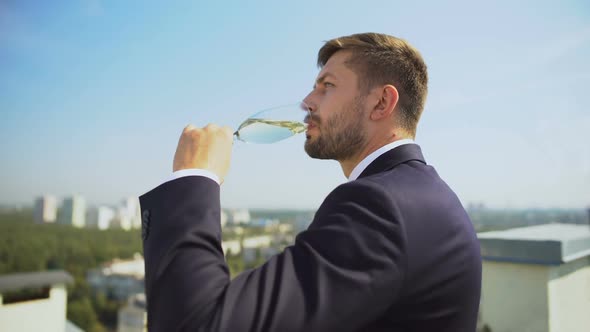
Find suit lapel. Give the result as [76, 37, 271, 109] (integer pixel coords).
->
[358, 144, 426, 179]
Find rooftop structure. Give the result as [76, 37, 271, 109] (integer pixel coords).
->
[0, 270, 79, 332]
[479, 223, 590, 265]
[478, 223, 590, 332]
[0, 271, 73, 293]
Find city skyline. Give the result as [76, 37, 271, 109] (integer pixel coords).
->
[1, 1, 589, 209]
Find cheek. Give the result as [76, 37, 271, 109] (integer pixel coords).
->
[317, 98, 341, 120]
[322, 113, 341, 135]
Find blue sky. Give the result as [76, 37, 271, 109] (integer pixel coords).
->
[1, 0, 589, 209]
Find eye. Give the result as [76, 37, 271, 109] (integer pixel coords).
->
[324, 82, 335, 88]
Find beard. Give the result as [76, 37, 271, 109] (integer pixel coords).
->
[304, 95, 367, 161]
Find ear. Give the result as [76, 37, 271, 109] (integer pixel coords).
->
[370, 85, 399, 121]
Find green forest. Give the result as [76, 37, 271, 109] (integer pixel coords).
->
[0, 208, 264, 331]
[0, 209, 142, 331]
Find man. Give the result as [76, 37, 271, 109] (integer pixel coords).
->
[140, 33, 482, 331]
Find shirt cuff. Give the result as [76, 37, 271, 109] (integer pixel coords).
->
[164, 169, 220, 186]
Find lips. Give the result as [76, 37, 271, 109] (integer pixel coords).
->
[304, 113, 319, 137]
[305, 115, 317, 129]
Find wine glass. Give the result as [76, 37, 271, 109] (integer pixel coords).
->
[234, 102, 310, 144]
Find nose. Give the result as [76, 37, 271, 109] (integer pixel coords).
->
[302, 93, 317, 113]
[299, 101, 312, 124]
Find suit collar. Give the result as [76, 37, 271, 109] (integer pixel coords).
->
[357, 144, 426, 179]
[348, 139, 415, 181]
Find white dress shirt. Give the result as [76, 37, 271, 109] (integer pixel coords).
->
[347, 139, 415, 181]
[164, 138, 415, 186]
[163, 168, 220, 185]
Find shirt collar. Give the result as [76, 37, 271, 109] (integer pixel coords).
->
[348, 139, 416, 181]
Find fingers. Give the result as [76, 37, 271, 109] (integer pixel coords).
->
[222, 126, 233, 136]
[173, 123, 235, 182]
[183, 124, 196, 133]
[204, 123, 220, 132]
[185, 124, 233, 135]
[181, 124, 201, 142]
[182, 124, 230, 141]
[204, 124, 233, 136]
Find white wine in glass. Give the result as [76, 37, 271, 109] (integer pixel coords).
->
[234, 102, 310, 144]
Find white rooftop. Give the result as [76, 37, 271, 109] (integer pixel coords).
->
[478, 223, 590, 241]
[478, 223, 590, 265]
[101, 253, 144, 279]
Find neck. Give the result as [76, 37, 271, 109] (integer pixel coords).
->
[338, 133, 409, 178]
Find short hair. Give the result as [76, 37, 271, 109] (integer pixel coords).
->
[318, 33, 428, 137]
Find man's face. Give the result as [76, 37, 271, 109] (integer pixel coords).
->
[303, 51, 368, 161]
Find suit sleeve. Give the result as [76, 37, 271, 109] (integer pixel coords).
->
[140, 176, 407, 332]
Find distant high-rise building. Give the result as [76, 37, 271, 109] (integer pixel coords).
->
[57, 196, 86, 228]
[117, 197, 141, 230]
[86, 206, 115, 230]
[112, 202, 138, 231]
[33, 196, 57, 224]
[112, 207, 132, 231]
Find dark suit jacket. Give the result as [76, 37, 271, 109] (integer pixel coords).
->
[140, 144, 482, 331]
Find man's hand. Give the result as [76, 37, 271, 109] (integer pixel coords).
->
[173, 124, 234, 184]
